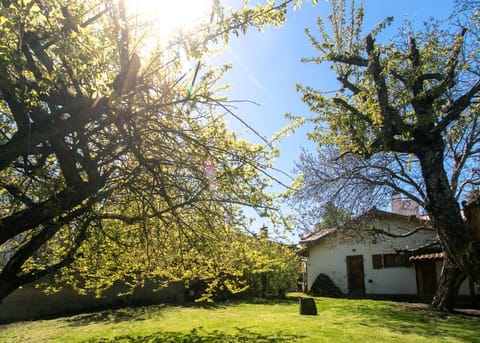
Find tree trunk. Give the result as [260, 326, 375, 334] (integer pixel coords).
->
[415, 142, 479, 311]
[0, 274, 23, 305]
[431, 255, 465, 311]
[417, 144, 480, 289]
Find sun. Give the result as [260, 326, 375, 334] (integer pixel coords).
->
[125, 0, 213, 41]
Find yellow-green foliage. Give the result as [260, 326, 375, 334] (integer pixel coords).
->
[297, 0, 477, 157]
[0, 0, 296, 301]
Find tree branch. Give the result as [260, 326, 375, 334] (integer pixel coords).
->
[438, 80, 480, 133]
[372, 225, 434, 238]
[11, 217, 91, 288]
[0, 96, 109, 171]
[327, 53, 368, 67]
[0, 178, 105, 245]
[365, 34, 399, 147]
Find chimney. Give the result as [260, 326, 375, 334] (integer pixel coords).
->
[391, 192, 419, 216]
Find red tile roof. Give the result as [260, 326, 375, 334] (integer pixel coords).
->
[409, 252, 444, 261]
[299, 227, 337, 244]
[299, 207, 430, 246]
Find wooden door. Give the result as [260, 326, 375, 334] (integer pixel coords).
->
[416, 261, 437, 295]
[347, 255, 365, 295]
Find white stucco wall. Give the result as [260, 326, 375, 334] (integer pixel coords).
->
[306, 238, 420, 294]
[305, 216, 473, 296]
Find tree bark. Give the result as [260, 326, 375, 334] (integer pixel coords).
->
[0, 276, 23, 305]
[431, 255, 466, 311]
[417, 143, 480, 292]
[0, 214, 90, 304]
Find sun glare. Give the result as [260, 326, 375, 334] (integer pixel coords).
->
[126, 0, 213, 41]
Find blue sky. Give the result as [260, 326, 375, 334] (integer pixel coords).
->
[210, 0, 455, 237]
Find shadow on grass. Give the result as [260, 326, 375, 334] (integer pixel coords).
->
[244, 296, 299, 305]
[210, 296, 299, 309]
[64, 305, 164, 326]
[328, 300, 480, 342]
[82, 327, 304, 342]
[66, 296, 298, 326]
[64, 300, 239, 327]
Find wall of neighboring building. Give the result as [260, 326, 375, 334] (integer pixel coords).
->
[306, 216, 438, 296]
[306, 216, 475, 298]
[0, 277, 185, 323]
[306, 238, 419, 295]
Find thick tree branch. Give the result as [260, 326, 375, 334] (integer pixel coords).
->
[50, 138, 84, 188]
[365, 34, 400, 147]
[0, 178, 105, 245]
[1, 207, 90, 275]
[22, 32, 54, 73]
[372, 225, 434, 238]
[327, 53, 368, 67]
[438, 80, 480, 133]
[332, 97, 372, 124]
[0, 97, 109, 171]
[0, 182, 34, 207]
[337, 75, 362, 94]
[5, 217, 90, 290]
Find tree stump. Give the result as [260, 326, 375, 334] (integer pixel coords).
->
[299, 297, 317, 315]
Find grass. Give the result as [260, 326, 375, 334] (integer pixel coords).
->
[0, 294, 479, 342]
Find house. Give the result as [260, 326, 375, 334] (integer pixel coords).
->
[299, 198, 476, 301]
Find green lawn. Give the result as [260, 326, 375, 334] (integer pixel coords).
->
[1, 294, 479, 342]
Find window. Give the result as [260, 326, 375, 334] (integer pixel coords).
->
[372, 254, 383, 269]
[383, 253, 410, 267]
[372, 253, 411, 269]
